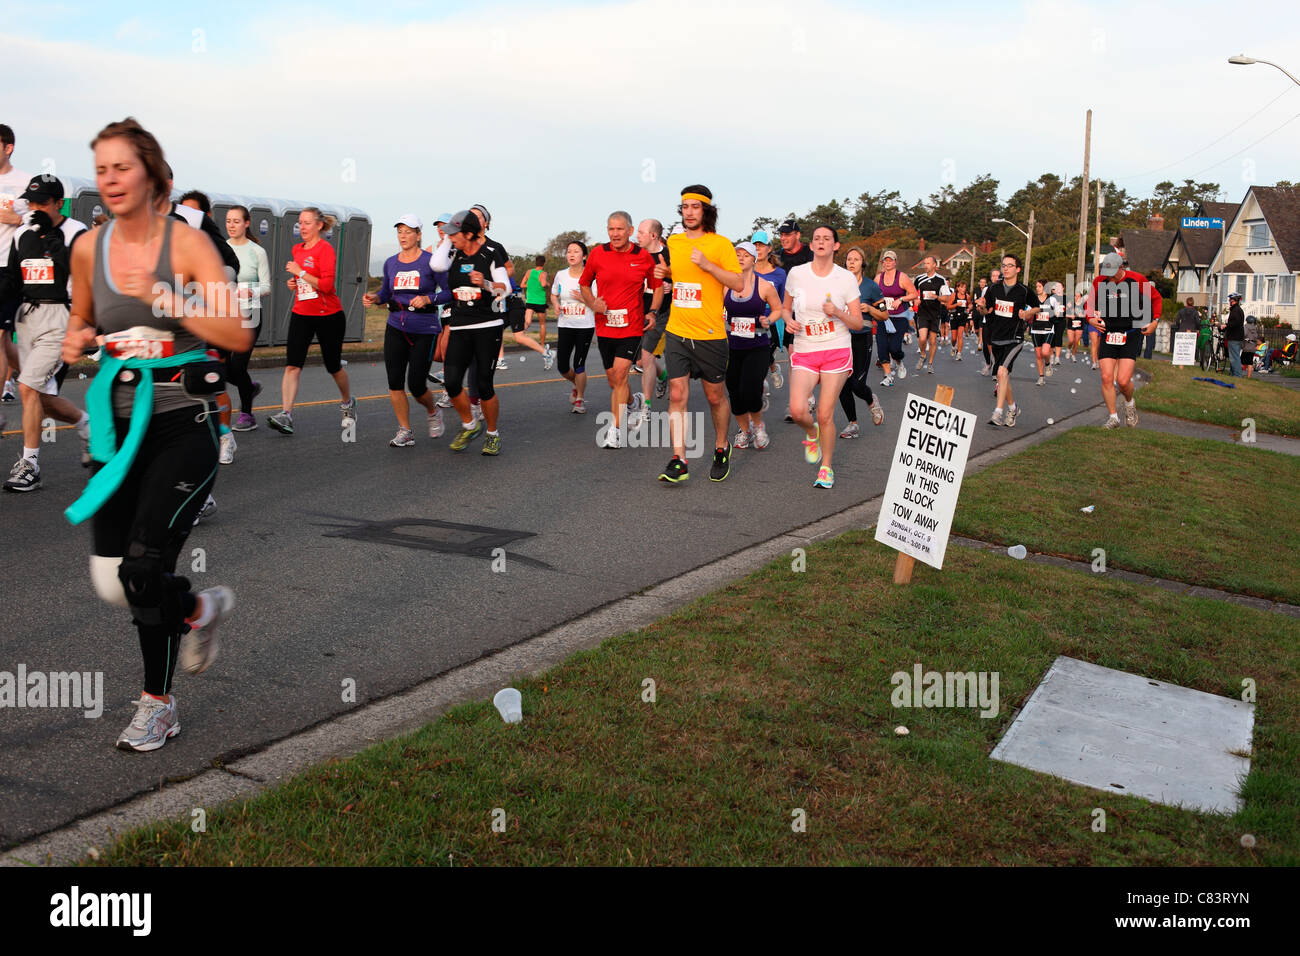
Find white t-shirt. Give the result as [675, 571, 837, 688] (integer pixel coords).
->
[0, 166, 32, 268]
[785, 262, 861, 353]
[552, 268, 595, 329]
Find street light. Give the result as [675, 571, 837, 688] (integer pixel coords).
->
[1229, 55, 1300, 87]
[992, 211, 1035, 282]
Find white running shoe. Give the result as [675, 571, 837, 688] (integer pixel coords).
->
[808, 395, 817, 413]
[1124, 401, 1138, 427]
[771, 364, 784, 389]
[219, 432, 236, 465]
[436, 391, 452, 408]
[495, 358, 509, 371]
[428, 408, 444, 438]
[116, 693, 180, 752]
[753, 422, 770, 449]
[1005, 404, 1020, 428]
[180, 586, 234, 675]
[192, 494, 216, 527]
[916, 356, 925, 371]
[897, 362, 907, 380]
[838, 421, 860, 439]
[870, 397, 885, 426]
[627, 408, 646, 430]
[880, 374, 895, 388]
[389, 427, 415, 447]
[340, 397, 357, 428]
[734, 428, 752, 449]
[543, 347, 555, 370]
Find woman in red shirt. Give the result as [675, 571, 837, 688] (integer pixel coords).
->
[267, 207, 354, 434]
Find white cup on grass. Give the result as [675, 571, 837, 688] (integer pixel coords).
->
[493, 688, 523, 724]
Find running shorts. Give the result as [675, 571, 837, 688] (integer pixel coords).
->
[1098, 329, 1142, 361]
[287, 310, 346, 373]
[597, 334, 638, 370]
[991, 340, 1025, 375]
[664, 332, 727, 384]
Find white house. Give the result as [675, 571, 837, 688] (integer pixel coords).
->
[1206, 186, 1300, 325]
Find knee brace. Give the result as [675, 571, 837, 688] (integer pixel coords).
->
[90, 555, 129, 608]
[118, 544, 189, 628]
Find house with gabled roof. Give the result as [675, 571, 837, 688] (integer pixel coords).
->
[1116, 215, 1176, 277]
[890, 240, 985, 278]
[1163, 201, 1240, 307]
[1206, 185, 1300, 324]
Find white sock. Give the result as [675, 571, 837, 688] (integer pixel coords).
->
[1125, 398, 1135, 407]
[22, 446, 39, 466]
[190, 592, 215, 628]
[487, 429, 499, 437]
[461, 419, 474, 429]
[77, 411, 89, 427]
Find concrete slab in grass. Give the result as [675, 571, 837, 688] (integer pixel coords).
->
[991, 656, 1253, 815]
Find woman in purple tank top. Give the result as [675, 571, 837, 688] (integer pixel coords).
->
[874, 250, 917, 388]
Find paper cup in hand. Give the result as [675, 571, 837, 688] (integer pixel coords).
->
[493, 688, 523, 724]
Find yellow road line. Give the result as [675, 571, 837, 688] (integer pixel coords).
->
[0, 376, 567, 436]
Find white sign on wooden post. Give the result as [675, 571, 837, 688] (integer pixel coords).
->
[875, 394, 976, 570]
[1172, 332, 1197, 366]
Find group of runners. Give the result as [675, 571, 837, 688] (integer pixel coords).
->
[0, 114, 1164, 753]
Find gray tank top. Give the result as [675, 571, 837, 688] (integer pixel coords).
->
[93, 217, 209, 417]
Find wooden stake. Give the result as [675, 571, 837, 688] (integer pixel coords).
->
[893, 384, 955, 585]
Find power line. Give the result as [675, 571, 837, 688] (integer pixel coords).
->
[1189, 110, 1300, 177]
[1114, 83, 1295, 181]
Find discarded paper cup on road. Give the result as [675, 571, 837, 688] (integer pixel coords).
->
[493, 688, 523, 724]
[1008, 544, 1027, 560]
[1080, 505, 1095, 514]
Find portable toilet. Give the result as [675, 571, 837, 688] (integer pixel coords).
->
[62, 176, 103, 229]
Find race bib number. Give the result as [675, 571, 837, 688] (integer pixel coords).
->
[804, 320, 835, 338]
[1105, 331, 1128, 346]
[730, 316, 756, 338]
[437, 305, 451, 321]
[393, 270, 419, 292]
[453, 286, 482, 303]
[605, 308, 629, 328]
[956, 299, 967, 309]
[561, 303, 586, 317]
[295, 276, 318, 301]
[21, 258, 54, 284]
[994, 299, 1014, 318]
[884, 297, 896, 310]
[672, 282, 702, 308]
[103, 327, 175, 360]
[922, 290, 936, 300]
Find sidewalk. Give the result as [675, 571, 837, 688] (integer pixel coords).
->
[1135, 411, 1300, 456]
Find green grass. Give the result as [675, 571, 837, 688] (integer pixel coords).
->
[1135, 359, 1300, 437]
[952, 428, 1300, 605]
[94, 536, 1296, 867]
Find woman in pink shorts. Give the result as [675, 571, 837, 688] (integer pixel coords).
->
[781, 226, 864, 489]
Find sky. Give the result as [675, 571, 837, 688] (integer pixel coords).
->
[3, 0, 1299, 269]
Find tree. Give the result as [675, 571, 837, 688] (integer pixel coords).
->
[805, 198, 850, 232]
[850, 190, 906, 236]
[543, 230, 591, 259]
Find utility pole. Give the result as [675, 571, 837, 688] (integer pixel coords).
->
[1093, 182, 1104, 280]
[1076, 109, 1091, 294]
[1025, 209, 1035, 283]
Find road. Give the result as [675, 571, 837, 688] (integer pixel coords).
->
[0, 341, 1104, 847]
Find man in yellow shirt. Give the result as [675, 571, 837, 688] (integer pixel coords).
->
[653, 184, 743, 483]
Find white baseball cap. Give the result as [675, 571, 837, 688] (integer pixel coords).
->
[394, 214, 422, 230]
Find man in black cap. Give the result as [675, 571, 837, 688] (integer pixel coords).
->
[0, 174, 89, 492]
[1224, 291, 1245, 376]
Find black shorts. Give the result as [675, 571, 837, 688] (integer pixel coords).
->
[1068, 318, 1084, 331]
[1052, 319, 1066, 348]
[1098, 329, 1142, 361]
[524, 300, 546, 314]
[286, 310, 346, 373]
[664, 331, 727, 384]
[0, 292, 17, 334]
[508, 305, 528, 333]
[991, 341, 1026, 375]
[1031, 327, 1054, 348]
[917, 312, 942, 333]
[597, 334, 639, 370]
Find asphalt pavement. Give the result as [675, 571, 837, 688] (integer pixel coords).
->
[0, 339, 1106, 847]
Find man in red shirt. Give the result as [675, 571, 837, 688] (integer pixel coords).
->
[580, 211, 664, 447]
[1086, 252, 1162, 428]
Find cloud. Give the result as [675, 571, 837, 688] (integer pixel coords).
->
[3, 0, 1299, 253]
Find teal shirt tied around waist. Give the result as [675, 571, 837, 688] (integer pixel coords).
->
[64, 348, 212, 525]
